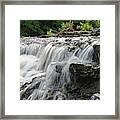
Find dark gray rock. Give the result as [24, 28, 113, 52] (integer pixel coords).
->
[67, 63, 100, 100]
[90, 93, 100, 100]
[91, 28, 100, 36]
[93, 43, 100, 64]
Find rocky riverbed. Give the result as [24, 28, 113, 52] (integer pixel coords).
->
[20, 35, 100, 100]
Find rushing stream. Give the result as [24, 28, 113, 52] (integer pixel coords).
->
[20, 36, 100, 100]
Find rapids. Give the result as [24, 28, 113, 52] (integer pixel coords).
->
[20, 36, 100, 100]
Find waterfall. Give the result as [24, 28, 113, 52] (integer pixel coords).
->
[20, 36, 100, 100]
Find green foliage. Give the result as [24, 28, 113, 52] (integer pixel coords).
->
[20, 20, 62, 37]
[47, 29, 55, 36]
[94, 20, 100, 28]
[20, 20, 45, 37]
[80, 22, 93, 31]
[20, 20, 100, 37]
[60, 21, 74, 32]
[74, 20, 100, 31]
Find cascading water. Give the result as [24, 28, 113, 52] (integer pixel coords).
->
[20, 36, 100, 100]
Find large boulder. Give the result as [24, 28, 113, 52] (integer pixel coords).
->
[67, 63, 100, 100]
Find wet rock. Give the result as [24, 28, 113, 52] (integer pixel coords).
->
[56, 64, 63, 73]
[68, 46, 76, 52]
[65, 38, 72, 42]
[55, 31, 93, 37]
[67, 63, 100, 100]
[90, 93, 100, 100]
[53, 91, 67, 100]
[91, 28, 100, 36]
[20, 76, 44, 100]
[93, 43, 100, 64]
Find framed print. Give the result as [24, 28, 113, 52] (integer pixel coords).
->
[0, 0, 119, 119]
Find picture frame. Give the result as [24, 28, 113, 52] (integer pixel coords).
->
[0, 0, 119, 119]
